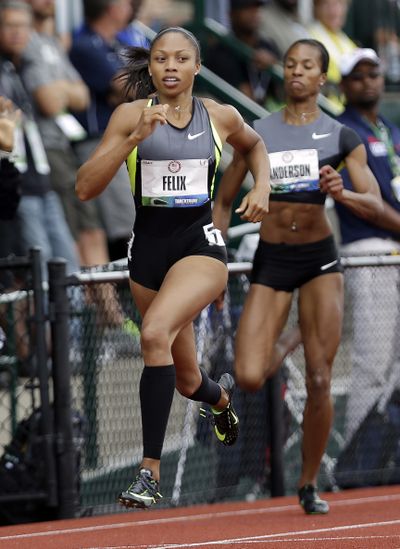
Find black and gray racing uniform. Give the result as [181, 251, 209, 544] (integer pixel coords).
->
[126, 97, 227, 290]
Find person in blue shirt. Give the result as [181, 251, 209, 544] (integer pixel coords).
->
[69, 0, 136, 261]
[336, 48, 400, 446]
[117, 0, 150, 49]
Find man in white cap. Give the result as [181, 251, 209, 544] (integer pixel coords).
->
[335, 48, 400, 475]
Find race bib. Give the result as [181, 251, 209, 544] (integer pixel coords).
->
[269, 149, 319, 193]
[141, 158, 209, 207]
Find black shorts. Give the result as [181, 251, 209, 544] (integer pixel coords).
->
[128, 220, 227, 291]
[251, 235, 343, 292]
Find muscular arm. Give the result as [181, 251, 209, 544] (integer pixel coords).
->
[209, 102, 270, 235]
[320, 144, 383, 221]
[372, 200, 400, 235]
[212, 150, 248, 238]
[76, 100, 169, 200]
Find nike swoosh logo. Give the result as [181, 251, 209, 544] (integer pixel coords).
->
[312, 132, 331, 140]
[188, 131, 205, 140]
[320, 259, 338, 271]
[214, 426, 226, 442]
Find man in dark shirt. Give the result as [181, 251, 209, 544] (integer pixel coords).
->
[0, 1, 79, 279]
[205, 0, 279, 107]
[69, 0, 135, 261]
[335, 48, 400, 447]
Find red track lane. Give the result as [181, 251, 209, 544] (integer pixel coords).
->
[0, 485, 400, 548]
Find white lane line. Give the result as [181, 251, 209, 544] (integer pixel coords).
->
[1, 492, 400, 542]
[144, 519, 400, 549]
[85, 537, 400, 549]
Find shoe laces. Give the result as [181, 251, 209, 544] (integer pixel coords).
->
[213, 403, 234, 431]
[128, 468, 160, 498]
[200, 403, 235, 433]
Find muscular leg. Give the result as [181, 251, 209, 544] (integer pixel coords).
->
[270, 324, 302, 374]
[235, 284, 293, 392]
[130, 255, 228, 479]
[298, 272, 344, 488]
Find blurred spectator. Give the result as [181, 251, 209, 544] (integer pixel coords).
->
[259, 0, 309, 58]
[0, 94, 19, 152]
[308, 0, 357, 113]
[21, 0, 130, 333]
[345, 0, 400, 83]
[139, 0, 192, 30]
[0, 96, 21, 273]
[21, 0, 109, 271]
[0, 1, 79, 279]
[117, 0, 150, 48]
[335, 48, 400, 443]
[205, 0, 279, 107]
[205, 0, 231, 28]
[69, 0, 136, 261]
[54, 0, 83, 50]
[0, 95, 24, 364]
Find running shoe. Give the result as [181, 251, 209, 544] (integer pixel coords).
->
[298, 484, 329, 514]
[200, 373, 239, 446]
[118, 468, 162, 509]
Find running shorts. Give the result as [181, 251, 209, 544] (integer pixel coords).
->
[251, 235, 343, 292]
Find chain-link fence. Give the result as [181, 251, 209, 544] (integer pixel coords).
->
[65, 255, 400, 515]
[0, 249, 58, 525]
[1, 251, 400, 523]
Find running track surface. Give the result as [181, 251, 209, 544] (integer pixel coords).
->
[0, 485, 400, 548]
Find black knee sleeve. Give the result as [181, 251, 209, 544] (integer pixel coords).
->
[140, 364, 176, 460]
[188, 367, 221, 406]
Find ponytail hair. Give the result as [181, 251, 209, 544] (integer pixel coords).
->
[119, 46, 155, 100]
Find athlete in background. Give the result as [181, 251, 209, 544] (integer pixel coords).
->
[213, 38, 382, 514]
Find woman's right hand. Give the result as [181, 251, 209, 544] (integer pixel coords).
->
[131, 103, 170, 142]
[235, 184, 270, 223]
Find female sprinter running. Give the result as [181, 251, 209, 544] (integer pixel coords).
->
[213, 39, 382, 515]
[76, 26, 270, 509]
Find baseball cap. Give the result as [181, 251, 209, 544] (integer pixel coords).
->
[339, 48, 381, 77]
[230, 0, 268, 9]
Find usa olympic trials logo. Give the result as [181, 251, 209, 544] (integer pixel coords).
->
[168, 160, 182, 173]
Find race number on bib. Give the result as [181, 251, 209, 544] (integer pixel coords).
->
[203, 222, 225, 246]
[269, 149, 319, 193]
[141, 158, 209, 207]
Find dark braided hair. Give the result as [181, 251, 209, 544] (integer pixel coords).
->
[120, 27, 201, 100]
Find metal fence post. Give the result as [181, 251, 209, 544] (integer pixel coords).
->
[48, 258, 77, 519]
[30, 248, 58, 507]
[267, 373, 285, 496]
[81, 303, 99, 469]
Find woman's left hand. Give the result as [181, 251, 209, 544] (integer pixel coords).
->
[319, 164, 344, 201]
